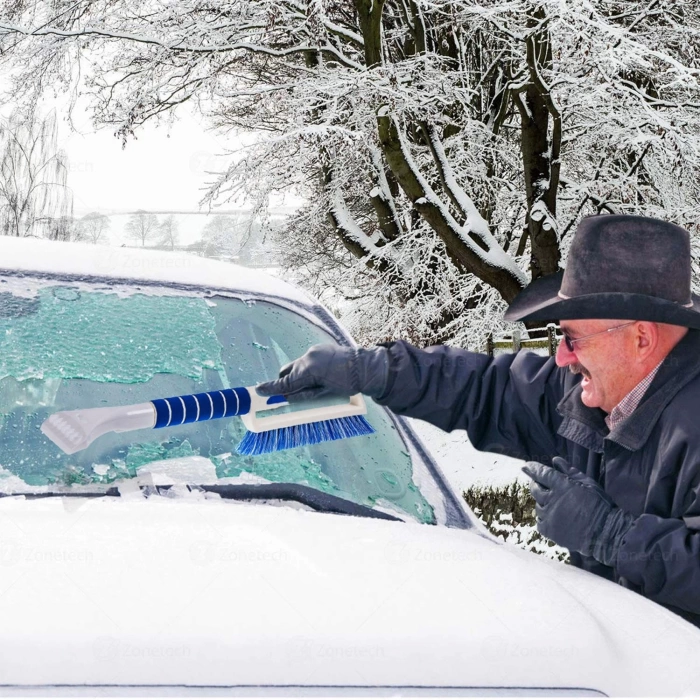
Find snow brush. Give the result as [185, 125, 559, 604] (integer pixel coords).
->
[40, 387, 374, 456]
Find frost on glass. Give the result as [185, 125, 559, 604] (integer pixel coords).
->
[0, 287, 223, 382]
[0, 281, 435, 524]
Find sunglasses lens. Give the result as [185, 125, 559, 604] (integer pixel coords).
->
[564, 335, 574, 352]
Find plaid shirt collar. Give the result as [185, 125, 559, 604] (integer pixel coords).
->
[604, 360, 664, 432]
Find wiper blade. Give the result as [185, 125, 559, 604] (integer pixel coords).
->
[0, 483, 401, 521]
[195, 483, 401, 521]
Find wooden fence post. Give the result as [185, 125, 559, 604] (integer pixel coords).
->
[486, 333, 494, 358]
[512, 329, 521, 352]
[546, 323, 558, 357]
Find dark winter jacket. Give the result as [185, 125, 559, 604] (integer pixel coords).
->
[375, 329, 700, 627]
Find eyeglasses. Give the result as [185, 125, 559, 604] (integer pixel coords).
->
[561, 322, 636, 352]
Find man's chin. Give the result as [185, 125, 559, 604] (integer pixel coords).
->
[580, 377, 600, 408]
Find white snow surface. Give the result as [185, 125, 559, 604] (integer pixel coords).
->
[0, 236, 312, 305]
[2, 496, 700, 693]
[409, 418, 527, 492]
[0, 497, 700, 695]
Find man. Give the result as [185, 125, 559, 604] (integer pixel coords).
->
[257, 215, 700, 627]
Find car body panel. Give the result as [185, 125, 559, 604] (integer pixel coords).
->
[0, 496, 699, 696]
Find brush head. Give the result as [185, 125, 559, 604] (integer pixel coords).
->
[236, 414, 375, 456]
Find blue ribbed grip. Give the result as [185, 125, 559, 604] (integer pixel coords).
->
[151, 387, 256, 429]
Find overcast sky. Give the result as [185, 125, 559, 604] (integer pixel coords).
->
[59, 105, 239, 215]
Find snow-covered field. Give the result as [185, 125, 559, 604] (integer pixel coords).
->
[102, 212, 219, 247]
[78, 209, 293, 250]
[408, 418, 527, 494]
[82, 212, 244, 247]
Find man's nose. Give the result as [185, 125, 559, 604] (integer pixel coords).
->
[555, 337, 577, 367]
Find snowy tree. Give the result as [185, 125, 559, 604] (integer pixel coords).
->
[0, 1, 698, 345]
[76, 211, 110, 244]
[46, 214, 76, 242]
[158, 214, 180, 250]
[125, 210, 158, 247]
[200, 215, 246, 259]
[0, 110, 73, 238]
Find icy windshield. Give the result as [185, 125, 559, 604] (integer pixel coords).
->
[0, 275, 435, 524]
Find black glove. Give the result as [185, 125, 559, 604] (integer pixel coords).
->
[522, 457, 634, 567]
[255, 344, 390, 402]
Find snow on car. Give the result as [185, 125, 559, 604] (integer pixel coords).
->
[0, 236, 699, 697]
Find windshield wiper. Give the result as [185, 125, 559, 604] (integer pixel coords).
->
[0, 483, 401, 522]
[194, 483, 401, 521]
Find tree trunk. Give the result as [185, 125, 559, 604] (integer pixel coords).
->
[517, 8, 561, 281]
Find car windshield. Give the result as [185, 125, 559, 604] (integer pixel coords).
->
[0, 274, 438, 524]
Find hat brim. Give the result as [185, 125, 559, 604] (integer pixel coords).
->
[504, 270, 700, 330]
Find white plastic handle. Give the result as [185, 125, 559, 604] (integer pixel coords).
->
[240, 388, 367, 433]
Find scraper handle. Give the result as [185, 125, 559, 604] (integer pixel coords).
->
[151, 388, 286, 428]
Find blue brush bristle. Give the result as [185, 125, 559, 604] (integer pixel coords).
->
[236, 415, 375, 456]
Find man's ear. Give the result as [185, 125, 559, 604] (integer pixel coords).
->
[636, 322, 658, 355]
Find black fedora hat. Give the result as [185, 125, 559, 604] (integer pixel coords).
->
[504, 214, 700, 329]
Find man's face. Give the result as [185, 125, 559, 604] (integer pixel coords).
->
[555, 319, 636, 413]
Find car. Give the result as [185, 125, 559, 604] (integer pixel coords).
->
[0, 235, 699, 698]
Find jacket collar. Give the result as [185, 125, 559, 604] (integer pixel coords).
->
[557, 328, 700, 451]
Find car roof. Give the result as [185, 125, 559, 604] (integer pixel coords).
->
[0, 236, 313, 306]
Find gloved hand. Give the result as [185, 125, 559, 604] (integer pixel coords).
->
[255, 344, 390, 402]
[522, 457, 635, 567]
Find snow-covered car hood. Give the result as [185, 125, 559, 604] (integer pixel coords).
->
[1, 495, 699, 696]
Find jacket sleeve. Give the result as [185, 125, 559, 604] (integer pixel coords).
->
[374, 339, 569, 463]
[616, 431, 700, 617]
